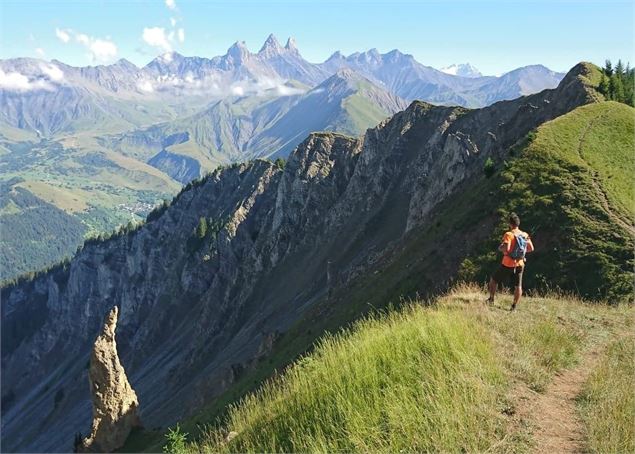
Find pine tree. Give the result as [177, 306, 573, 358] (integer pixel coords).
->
[628, 68, 635, 106]
[608, 74, 617, 100]
[598, 74, 610, 97]
[604, 59, 613, 76]
[611, 74, 625, 102]
[622, 65, 634, 106]
[615, 59, 624, 77]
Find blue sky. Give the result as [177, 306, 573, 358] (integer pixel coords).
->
[1, 0, 633, 75]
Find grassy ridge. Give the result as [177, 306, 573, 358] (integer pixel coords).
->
[128, 100, 635, 453]
[460, 101, 635, 301]
[165, 287, 632, 453]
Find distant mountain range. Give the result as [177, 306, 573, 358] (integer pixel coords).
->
[0, 34, 565, 133]
[0, 34, 565, 281]
[104, 69, 408, 182]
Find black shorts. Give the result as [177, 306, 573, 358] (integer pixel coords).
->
[492, 264, 524, 287]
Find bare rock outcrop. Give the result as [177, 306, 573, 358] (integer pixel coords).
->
[79, 306, 141, 453]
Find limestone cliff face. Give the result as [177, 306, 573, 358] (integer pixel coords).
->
[79, 306, 141, 453]
[1, 63, 598, 452]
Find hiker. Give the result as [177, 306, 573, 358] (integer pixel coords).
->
[486, 213, 534, 311]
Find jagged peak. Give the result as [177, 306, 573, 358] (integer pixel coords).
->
[325, 51, 345, 62]
[226, 40, 251, 62]
[285, 37, 299, 53]
[113, 58, 138, 70]
[259, 33, 283, 55]
[227, 40, 249, 55]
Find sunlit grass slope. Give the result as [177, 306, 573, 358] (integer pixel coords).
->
[460, 101, 634, 301]
[166, 287, 632, 453]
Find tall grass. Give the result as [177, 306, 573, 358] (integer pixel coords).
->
[199, 307, 506, 453]
[162, 287, 632, 453]
[578, 337, 635, 453]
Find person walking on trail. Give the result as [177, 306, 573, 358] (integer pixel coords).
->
[486, 213, 534, 311]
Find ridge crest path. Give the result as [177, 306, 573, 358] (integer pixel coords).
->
[576, 110, 635, 236]
[528, 346, 602, 453]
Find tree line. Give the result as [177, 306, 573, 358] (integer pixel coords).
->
[598, 59, 634, 106]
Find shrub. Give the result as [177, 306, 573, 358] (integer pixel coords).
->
[163, 424, 189, 454]
[483, 157, 495, 178]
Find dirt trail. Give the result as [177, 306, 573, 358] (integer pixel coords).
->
[528, 347, 602, 453]
[577, 111, 635, 236]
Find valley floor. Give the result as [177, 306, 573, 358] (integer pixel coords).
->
[135, 286, 633, 453]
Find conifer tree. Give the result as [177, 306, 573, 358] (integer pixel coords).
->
[615, 59, 624, 77]
[598, 74, 610, 97]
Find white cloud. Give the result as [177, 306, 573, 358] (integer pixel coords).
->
[170, 17, 177, 27]
[276, 84, 306, 96]
[75, 33, 90, 45]
[231, 85, 245, 96]
[40, 63, 64, 81]
[0, 69, 54, 92]
[55, 28, 70, 43]
[89, 39, 118, 62]
[35, 48, 45, 57]
[177, 28, 185, 43]
[143, 27, 172, 53]
[55, 28, 118, 62]
[165, 0, 176, 10]
[0, 70, 32, 91]
[137, 80, 155, 92]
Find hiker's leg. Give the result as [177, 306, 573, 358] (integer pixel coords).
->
[488, 277, 497, 300]
[489, 265, 507, 302]
[510, 266, 523, 310]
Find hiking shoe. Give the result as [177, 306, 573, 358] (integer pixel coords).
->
[485, 297, 494, 305]
[510, 304, 517, 312]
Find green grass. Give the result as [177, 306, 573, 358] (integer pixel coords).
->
[578, 336, 635, 453]
[123, 97, 635, 453]
[162, 287, 632, 453]
[460, 101, 635, 302]
[340, 90, 394, 134]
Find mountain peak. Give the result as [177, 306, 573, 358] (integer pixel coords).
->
[259, 34, 283, 56]
[325, 51, 344, 62]
[319, 68, 367, 89]
[226, 40, 250, 62]
[440, 63, 482, 78]
[113, 58, 138, 70]
[285, 37, 299, 54]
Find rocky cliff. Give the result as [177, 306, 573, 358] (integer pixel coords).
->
[1, 63, 599, 452]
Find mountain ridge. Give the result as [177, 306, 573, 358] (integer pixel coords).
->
[0, 62, 605, 452]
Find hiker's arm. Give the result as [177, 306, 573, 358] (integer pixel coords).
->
[497, 242, 508, 252]
[527, 238, 535, 253]
[498, 235, 512, 253]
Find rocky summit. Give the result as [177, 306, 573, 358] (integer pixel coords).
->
[0, 63, 601, 452]
[79, 306, 141, 453]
